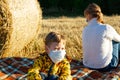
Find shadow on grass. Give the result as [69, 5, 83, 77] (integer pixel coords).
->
[42, 8, 120, 19]
[42, 8, 85, 19]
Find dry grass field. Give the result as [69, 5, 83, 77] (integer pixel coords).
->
[12, 15, 120, 60]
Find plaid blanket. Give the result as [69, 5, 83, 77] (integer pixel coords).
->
[0, 57, 120, 80]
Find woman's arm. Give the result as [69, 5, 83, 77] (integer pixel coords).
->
[106, 25, 120, 42]
[112, 29, 120, 42]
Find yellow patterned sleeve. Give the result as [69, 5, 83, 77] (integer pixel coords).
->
[27, 57, 43, 80]
[58, 60, 72, 80]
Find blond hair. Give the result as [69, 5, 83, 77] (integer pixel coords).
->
[84, 3, 104, 23]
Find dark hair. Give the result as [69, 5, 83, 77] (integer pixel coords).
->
[44, 32, 65, 46]
[84, 3, 104, 23]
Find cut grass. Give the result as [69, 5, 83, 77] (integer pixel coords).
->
[9, 15, 120, 60]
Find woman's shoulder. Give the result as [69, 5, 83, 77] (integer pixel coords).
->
[98, 23, 114, 30]
[104, 24, 112, 27]
[103, 24, 115, 31]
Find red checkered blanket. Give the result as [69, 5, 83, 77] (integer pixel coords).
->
[0, 57, 120, 80]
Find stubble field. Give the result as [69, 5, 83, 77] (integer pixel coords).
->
[14, 15, 120, 60]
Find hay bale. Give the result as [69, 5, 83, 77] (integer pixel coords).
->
[0, 0, 42, 57]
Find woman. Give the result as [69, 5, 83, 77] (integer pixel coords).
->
[82, 3, 120, 71]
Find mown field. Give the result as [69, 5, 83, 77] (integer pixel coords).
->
[15, 15, 120, 60]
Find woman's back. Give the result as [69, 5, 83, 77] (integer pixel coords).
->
[82, 18, 113, 68]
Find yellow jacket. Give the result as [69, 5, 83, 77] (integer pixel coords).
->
[27, 52, 72, 80]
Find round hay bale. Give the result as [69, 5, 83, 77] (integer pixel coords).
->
[0, 0, 42, 57]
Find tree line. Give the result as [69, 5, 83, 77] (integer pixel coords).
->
[38, 0, 120, 16]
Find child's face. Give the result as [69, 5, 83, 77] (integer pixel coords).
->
[46, 40, 65, 54]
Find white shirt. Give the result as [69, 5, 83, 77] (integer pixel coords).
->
[82, 18, 120, 68]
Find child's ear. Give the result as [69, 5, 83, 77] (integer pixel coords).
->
[45, 45, 49, 53]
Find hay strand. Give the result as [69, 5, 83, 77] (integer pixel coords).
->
[0, 0, 42, 57]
